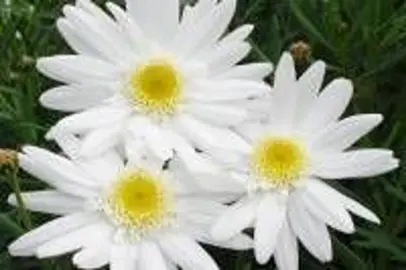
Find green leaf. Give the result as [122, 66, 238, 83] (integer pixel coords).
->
[0, 213, 24, 236]
[332, 236, 367, 270]
[289, 0, 334, 51]
[0, 252, 12, 270]
[359, 46, 406, 79]
[0, 85, 21, 96]
[385, 185, 406, 204]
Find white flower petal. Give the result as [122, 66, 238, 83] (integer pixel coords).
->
[37, 55, 118, 84]
[18, 155, 93, 198]
[181, 0, 215, 26]
[72, 245, 110, 269]
[8, 191, 84, 215]
[185, 220, 253, 251]
[274, 52, 296, 93]
[206, 42, 251, 73]
[176, 115, 250, 153]
[40, 83, 115, 112]
[79, 124, 122, 157]
[165, 129, 219, 173]
[50, 105, 131, 134]
[218, 63, 273, 80]
[288, 198, 333, 262]
[297, 60, 326, 95]
[175, 0, 236, 56]
[188, 80, 269, 101]
[254, 194, 287, 265]
[301, 78, 353, 132]
[311, 149, 399, 179]
[18, 149, 97, 197]
[128, 118, 173, 161]
[219, 24, 254, 45]
[310, 114, 383, 153]
[106, 2, 152, 55]
[21, 146, 96, 187]
[111, 244, 138, 270]
[308, 180, 381, 224]
[51, 130, 125, 185]
[139, 241, 168, 270]
[76, 0, 127, 47]
[9, 212, 99, 256]
[123, 137, 151, 166]
[56, 18, 98, 56]
[189, 173, 246, 198]
[126, 0, 179, 44]
[274, 221, 298, 270]
[294, 60, 326, 123]
[269, 52, 297, 129]
[177, 198, 227, 217]
[211, 196, 259, 241]
[78, 154, 124, 187]
[186, 103, 248, 126]
[160, 234, 219, 270]
[63, 5, 128, 61]
[51, 131, 81, 159]
[166, 260, 178, 270]
[341, 197, 381, 224]
[301, 179, 355, 233]
[207, 234, 253, 251]
[35, 222, 111, 259]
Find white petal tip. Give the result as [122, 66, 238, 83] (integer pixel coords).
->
[245, 24, 255, 33]
[39, 93, 51, 108]
[35, 58, 48, 73]
[375, 114, 384, 123]
[393, 158, 400, 168]
[264, 63, 274, 73]
[339, 78, 354, 91]
[45, 127, 57, 140]
[254, 250, 271, 265]
[7, 194, 16, 206]
[8, 243, 32, 257]
[62, 5, 74, 16]
[316, 60, 327, 67]
[8, 245, 19, 256]
[35, 249, 48, 259]
[280, 52, 294, 63]
[369, 214, 381, 225]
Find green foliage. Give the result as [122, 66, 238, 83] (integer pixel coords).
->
[0, 0, 405, 269]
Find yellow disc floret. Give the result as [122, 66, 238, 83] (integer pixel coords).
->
[127, 59, 182, 116]
[251, 137, 307, 187]
[104, 169, 173, 235]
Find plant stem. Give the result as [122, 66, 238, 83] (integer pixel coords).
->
[9, 166, 32, 230]
[8, 167, 54, 270]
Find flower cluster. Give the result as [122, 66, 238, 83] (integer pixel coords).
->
[7, 0, 399, 270]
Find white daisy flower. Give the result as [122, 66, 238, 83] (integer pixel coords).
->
[8, 133, 252, 270]
[211, 53, 399, 269]
[38, 0, 272, 172]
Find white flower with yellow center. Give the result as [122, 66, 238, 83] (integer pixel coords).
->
[8, 133, 252, 270]
[211, 53, 399, 269]
[38, 0, 272, 171]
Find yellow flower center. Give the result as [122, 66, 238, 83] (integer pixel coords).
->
[127, 59, 182, 116]
[104, 169, 173, 233]
[251, 137, 307, 187]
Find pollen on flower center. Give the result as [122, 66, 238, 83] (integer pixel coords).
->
[103, 169, 173, 234]
[127, 59, 182, 115]
[251, 137, 307, 187]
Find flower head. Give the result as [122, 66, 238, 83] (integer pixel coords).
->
[211, 53, 399, 268]
[8, 133, 251, 270]
[38, 0, 272, 172]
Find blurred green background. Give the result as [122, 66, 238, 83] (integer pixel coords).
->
[0, 0, 405, 269]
